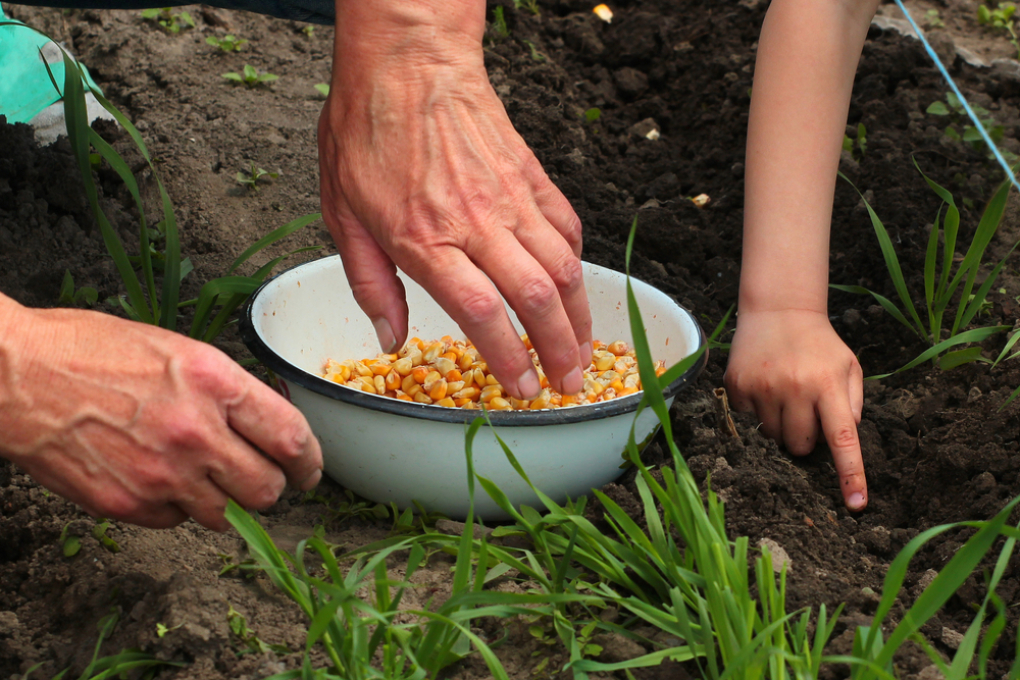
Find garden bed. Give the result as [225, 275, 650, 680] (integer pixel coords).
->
[2, 0, 1020, 677]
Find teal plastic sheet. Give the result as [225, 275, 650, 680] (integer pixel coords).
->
[0, 5, 103, 124]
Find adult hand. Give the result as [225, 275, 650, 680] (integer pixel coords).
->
[0, 299, 323, 532]
[318, 0, 591, 399]
[724, 308, 867, 511]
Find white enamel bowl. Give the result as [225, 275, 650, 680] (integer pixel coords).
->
[240, 256, 705, 520]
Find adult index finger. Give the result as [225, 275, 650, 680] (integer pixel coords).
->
[818, 389, 867, 511]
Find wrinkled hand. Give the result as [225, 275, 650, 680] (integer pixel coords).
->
[317, 0, 591, 399]
[0, 304, 323, 531]
[724, 309, 867, 511]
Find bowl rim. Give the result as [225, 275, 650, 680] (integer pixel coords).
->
[239, 259, 707, 427]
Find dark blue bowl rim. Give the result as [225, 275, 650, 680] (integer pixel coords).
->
[239, 261, 708, 427]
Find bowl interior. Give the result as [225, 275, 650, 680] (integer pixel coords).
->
[247, 256, 701, 409]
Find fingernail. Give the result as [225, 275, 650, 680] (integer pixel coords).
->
[847, 492, 866, 511]
[300, 469, 322, 492]
[516, 369, 541, 400]
[579, 340, 593, 368]
[372, 317, 397, 354]
[562, 366, 583, 395]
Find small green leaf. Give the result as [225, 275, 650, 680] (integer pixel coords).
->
[314, 83, 330, 96]
[222, 72, 243, 82]
[63, 536, 81, 557]
[926, 101, 950, 115]
[243, 64, 257, 80]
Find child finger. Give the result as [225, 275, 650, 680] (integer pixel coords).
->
[818, 391, 867, 511]
[781, 403, 820, 456]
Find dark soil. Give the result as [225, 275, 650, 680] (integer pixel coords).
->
[2, 0, 1020, 678]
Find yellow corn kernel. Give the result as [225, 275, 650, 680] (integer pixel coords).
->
[446, 380, 466, 394]
[354, 361, 373, 377]
[602, 387, 617, 401]
[395, 391, 413, 402]
[561, 394, 578, 407]
[413, 391, 433, 404]
[374, 375, 387, 394]
[440, 351, 456, 362]
[440, 334, 454, 345]
[655, 364, 667, 377]
[530, 389, 551, 410]
[451, 387, 480, 401]
[405, 383, 422, 398]
[607, 340, 628, 356]
[445, 369, 463, 383]
[471, 367, 487, 388]
[454, 398, 471, 407]
[593, 3, 613, 23]
[359, 377, 378, 394]
[371, 363, 392, 376]
[521, 334, 533, 350]
[392, 357, 413, 376]
[436, 397, 456, 408]
[428, 379, 448, 401]
[385, 371, 402, 392]
[489, 397, 512, 410]
[423, 370, 443, 392]
[463, 400, 480, 410]
[423, 342, 444, 363]
[330, 373, 347, 385]
[624, 373, 640, 389]
[594, 352, 615, 372]
[401, 374, 417, 393]
[618, 386, 639, 397]
[510, 397, 531, 410]
[480, 385, 503, 403]
[458, 352, 473, 371]
[485, 373, 500, 386]
[433, 357, 456, 376]
[539, 375, 550, 389]
[609, 378, 625, 392]
[412, 366, 430, 384]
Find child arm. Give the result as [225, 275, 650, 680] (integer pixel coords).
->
[725, 0, 881, 511]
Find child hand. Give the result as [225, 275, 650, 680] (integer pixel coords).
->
[724, 308, 867, 511]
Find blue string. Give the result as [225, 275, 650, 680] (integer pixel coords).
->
[893, 0, 1020, 193]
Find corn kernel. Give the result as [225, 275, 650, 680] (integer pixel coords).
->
[436, 397, 456, 408]
[385, 371, 401, 392]
[392, 357, 413, 376]
[413, 391, 433, 404]
[428, 379, 448, 401]
[480, 385, 503, 403]
[451, 386, 480, 401]
[489, 397, 511, 410]
[433, 357, 457, 376]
